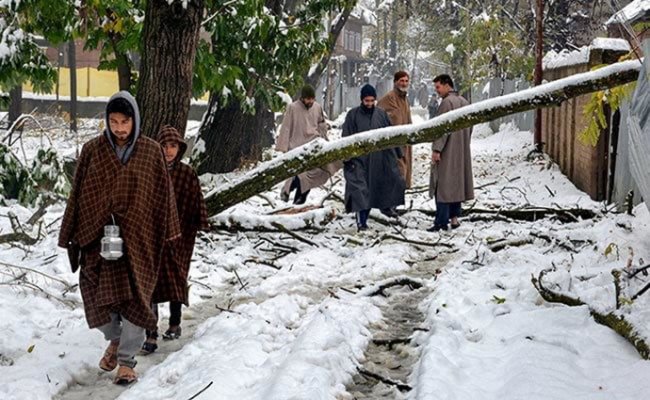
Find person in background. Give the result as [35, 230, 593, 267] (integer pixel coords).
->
[276, 85, 341, 205]
[342, 84, 406, 231]
[378, 71, 413, 201]
[428, 74, 474, 232]
[141, 125, 210, 355]
[428, 92, 439, 120]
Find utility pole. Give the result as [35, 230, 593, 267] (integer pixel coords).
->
[534, 0, 544, 152]
[68, 40, 78, 134]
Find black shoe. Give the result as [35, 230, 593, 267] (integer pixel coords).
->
[427, 224, 448, 232]
[357, 224, 369, 232]
[162, 326, 182, 340]
[140, 341, 158, 355]
[451, 222, 461, 230]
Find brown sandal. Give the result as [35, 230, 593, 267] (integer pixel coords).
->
[99, 341, 119, 371]
[113, 365, 138, 385]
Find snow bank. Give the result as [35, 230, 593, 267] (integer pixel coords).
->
[118, 294, 381, 400]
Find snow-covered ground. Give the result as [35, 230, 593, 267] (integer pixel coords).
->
[1, 112, 649, 399]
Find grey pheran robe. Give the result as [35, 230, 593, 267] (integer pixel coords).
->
[429, 92, 475, 203]
[276, 100, 341, 197]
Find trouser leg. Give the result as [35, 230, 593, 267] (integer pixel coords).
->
[169, 301, 182, 327]
[292, 177, 310, 205]
[450, 202, 462, 219]
[117, 317, 145, 368]
[146, 303, 159, 339]
[97, 313, 121, 342]
[434, 201, 451, 227]
[356, 209, 370, 228]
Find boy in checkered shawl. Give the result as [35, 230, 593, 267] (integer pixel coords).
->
[141, 125, 209, 354]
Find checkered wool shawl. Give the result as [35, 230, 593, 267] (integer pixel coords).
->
[58, 135, 180, 330]
[152, 126, 209, 305]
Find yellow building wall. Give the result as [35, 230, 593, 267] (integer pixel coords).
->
[23, 67, 209, 100]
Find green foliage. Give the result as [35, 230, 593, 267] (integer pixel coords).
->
[604, 242, 620, 259]
[0, 143, 35, 204]
[0, 144, 69, 206]
[579, 57, 636, 147]
[31, 148, 70, 196]
[81, 0, 143, 90]
[4, 0, 347, 112]
[197, 0, 348, 113]
[438, 10, 533, 93]
[0, 0, 76, 92]
[491, 295, 506, 304]
[632, 21, 650, 34]
[619, 297, 633, 306]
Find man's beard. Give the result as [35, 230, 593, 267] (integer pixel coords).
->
[302, 101, 313, 109]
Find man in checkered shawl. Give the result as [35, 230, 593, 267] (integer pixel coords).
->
[58, 91, 180, 384]
[141, 125, 209, 353]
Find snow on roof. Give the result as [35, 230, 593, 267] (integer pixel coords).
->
[350, 4, 377, 27]
[606, 0, 650, 26]
[543, 38, 631, 70]
[591, 37, 632, 51]
[543, 48, 586, 70]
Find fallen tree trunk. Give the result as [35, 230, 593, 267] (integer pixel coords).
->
[204, 60, 641, 215]
[532, 268, 650, 360]
[489, 237, 535, 252]
[411, 206, 599, 223]
[468, 207, 597, 222]
[212, 206, 336, 232]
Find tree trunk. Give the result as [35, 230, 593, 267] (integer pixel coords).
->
[106, 8, 133, 92]
[204, 59, 641, 215]
[69, 40, 78, 133]
[196, 95, 274, 174]
[136, 0, 204, 138]
[8, 86, 22, 124]
[303, 4, 355, 89]
[116, 57, 132, 92]
[390, 5, 398, 69]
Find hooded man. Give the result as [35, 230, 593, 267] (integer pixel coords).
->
[58, 91, 180, 384]
[378, 70, 413, 191]
[276, 85, 341, 204]
[141, 125, 210, 354]
[342, 84, 406, 231]
[428, 74, 474, 232]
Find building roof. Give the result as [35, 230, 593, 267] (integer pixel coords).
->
[542, 38, 630, 70]
[349, 4, 377, 27]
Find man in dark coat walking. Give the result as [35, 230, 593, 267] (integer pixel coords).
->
[428, 74, 474, 232]
[58, 91, 180, 384]
[342, 84, 406, 231]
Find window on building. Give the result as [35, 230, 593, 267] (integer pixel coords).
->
[355, 33, 361, 52]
